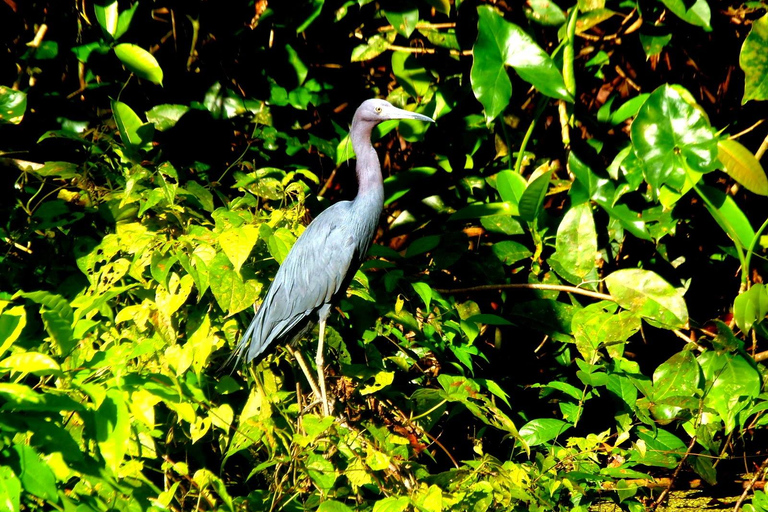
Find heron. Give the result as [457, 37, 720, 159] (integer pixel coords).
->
[230, 99, 434, 415]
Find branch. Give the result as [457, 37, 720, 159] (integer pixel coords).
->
[434, 282, 614, 302]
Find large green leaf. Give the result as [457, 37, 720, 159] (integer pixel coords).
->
[384, 7, 419, 38]
[631, 84, 718, 192]
[93, 0, 118, 37]
[0, 86, 26, 125]
[219, 225, 260, 273]
[659, 0, 711, 31]
[518, 169, 552, 221]
[95, 389, 131, 473]
[718, 138, 768, 196]
[11, 444, 58, 503]
[740, 12, 768, 103]
[632, 426, 686, 468]
[112, 100, 154, 149]
[698, 350, 761, 433]
[605, 269, 688, 328]
[519, 418, 572, 446]
[571, 301, 640, 361]
[114, 43, 164, 85]
[0, 465, 21, 512]
[208, 251, 262, 315]
[698, 185, 755, 249]
[733, 283, 768, 333]
[651, 350, 702, 422]
[471, 5, 572, 121]
[392, 51, 432, 99]
[552, 203, 597, 281]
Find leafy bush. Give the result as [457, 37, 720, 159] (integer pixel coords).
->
[1, 0, 768, 511]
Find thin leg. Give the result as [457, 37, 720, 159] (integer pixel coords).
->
[287, 346, 322, 402]
[316, 317, 330, 416]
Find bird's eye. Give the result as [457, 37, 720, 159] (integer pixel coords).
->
[374, 106, 382, 114]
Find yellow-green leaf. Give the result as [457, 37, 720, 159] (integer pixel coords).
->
[718, 138, 768, 196]
[114, 43, 164, 85]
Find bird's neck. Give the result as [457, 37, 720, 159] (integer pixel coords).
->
[351, 123, 384, 204]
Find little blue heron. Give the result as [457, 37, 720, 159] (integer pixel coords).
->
[230, 99, 434, 415]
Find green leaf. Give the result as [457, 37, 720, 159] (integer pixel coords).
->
[553, 203, 597, 280]
[267, 228, 296, 265]
[374, 496, 411, 512]
[650, 350, 702, 422]
[208, 251, 262, 315]
[733, 283, 768, 333]
[605, 269, 688, 328]
[518, 169, 552, 221]
[146, 104, 189, 131]
[318, 500, 354, 512]
[0, 465, 21, 512]
[392, 51, 431, 99]
[94, 0, 118, 37]
[571, 301, 640, 360]
[449, 202, 518, 220]
[385, 8, 419, 38]
[351, 33, 395, 62]
[114, 1, 138, 40]
[0, 87, 26, 125]
[219, 225, 260, 273]
[633, 426, 686, 468]
[519, 418, 572, 446]
[112, 100, 154, 148]
[526, 0, 566, 26]
[296, 0, 324, 33]
[306, 453, 336, 491]
[492, 240, 532, 266]
[0, 352, 62, 377]
[718, 139, 768, 196]
[0, 306, 26, 359]
[412, 282, 432, 310]
[639, 33, 672, 59]
[698, 350, 761, 433]
[471, 6, 572, 121]
[11, 444, 58, 503]
[659, 0, 711, 30]
[114, 43, 164, 85]
[96, 389, 131, 473]
[631, 84, 718, 192]
[740, 13, 768, 103]
[698, 184, 755, 249]
[495, 170, 527, 203]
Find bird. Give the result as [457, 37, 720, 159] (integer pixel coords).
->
[230, 99, 434, 415]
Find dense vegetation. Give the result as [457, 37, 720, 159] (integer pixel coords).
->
[2, 0, 768, 510]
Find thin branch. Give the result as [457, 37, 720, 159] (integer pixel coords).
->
[652, 435, 699, 510]
[734, 456, 768, 512]
[434, 282, 614, 302]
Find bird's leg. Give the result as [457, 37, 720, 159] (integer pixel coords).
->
[316, 317, 330, 416]
[287, 346, 323, 403]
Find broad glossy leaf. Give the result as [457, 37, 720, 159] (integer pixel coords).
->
[267, 228, 296, 264]
[94, 0, 118, 37]
[740, 13, 768, 103]
[392, 52, 432, 99]
[698, 350, 761, 432]
[385, 8, 419, 38]
[306, 453, 337, 490]
[605, 269, 688, 328]
[208, 251, 262, 315]
[0, 353, 61, 376]
[519, 418, 572, 446]
[114, 1, 138, 40]
[698, 185, 755, 248]
[631, 84, 718, 192]
[0, 465, 20, 512]
[145, 104, 189, 131]
[219, 225, 260, 273]
[633, 426, 687, 468]
[518, 169, 552, 221]
[492, 240, 532, 266]
[95, 389, 130, 473]
[572, 301, 640, 360]
[733, 283, 768, 333]
[660, 0, 711, 30]
[114, 43, 164, 85]
[526, 0, 566, 26]
[553, 203, 597, 280]
[718, 138, 768, 196]
[472, 6, 572, 121]
[0, 87, 26, 125]
[373, 496, 411, 512]
[653, 350, 702, 401]
[112, 100, 154, 148]
[412, 282, 432, 309]
[495, 170, 527, 203]
[12, 444, 58, 503]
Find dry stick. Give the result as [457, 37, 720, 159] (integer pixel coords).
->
[434, 282, 613, 302]
[734, 456, 768, 512]
[652, 435, 699, 510]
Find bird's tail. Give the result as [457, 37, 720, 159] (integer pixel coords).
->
[223, 312, 260, 372]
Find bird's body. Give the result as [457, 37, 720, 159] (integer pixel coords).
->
[230, 99, 433, 413]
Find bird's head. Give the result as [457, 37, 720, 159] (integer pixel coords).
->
[353, 99, 434, 126]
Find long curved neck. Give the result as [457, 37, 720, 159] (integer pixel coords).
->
[350, 119, 384, 205]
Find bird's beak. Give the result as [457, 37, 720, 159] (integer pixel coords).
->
[385, 104, 435, 124]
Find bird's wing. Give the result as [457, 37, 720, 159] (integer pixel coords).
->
[235, 202, 360, 364]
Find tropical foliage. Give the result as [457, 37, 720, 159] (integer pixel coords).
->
[1, 0, 768, 511]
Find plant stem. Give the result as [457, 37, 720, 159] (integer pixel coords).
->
[514, 97, 549, 175]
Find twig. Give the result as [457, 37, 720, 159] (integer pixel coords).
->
[652, 435, 699, 509]
[434, 282, 614, 302]
[728, 119, 766, 140]
[734, 456, 768, 512]
[756, 131, 768, 161]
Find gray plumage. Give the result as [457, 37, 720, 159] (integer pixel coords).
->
[231, 99, 434, 366]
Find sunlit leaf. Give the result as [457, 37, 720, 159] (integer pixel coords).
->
[519, 418, 572, 446]
[740, 13, 768, 103]
[552, 203, 597, 280]
[733, 283, 768, 333]
[699, 350, 761, 432]
[114, 43, 164, 85]
[718, 138, 768, 196]
[518, 169, 551, 221]
[385, 8, 419, 38]
[605, 269, 688, 328]
[0, 87, 26, 125]
[93, 0, 118, 37]
[659, 0, 711, 31]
